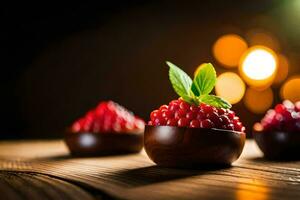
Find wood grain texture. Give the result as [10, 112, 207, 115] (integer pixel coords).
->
[0, 140, 299, 200]
[0, 171, 95, 200]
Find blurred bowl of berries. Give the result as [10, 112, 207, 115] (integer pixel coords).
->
[253, 100, 300, 160]
[144, 62, 246, 167]
[65, 101, 145, 156]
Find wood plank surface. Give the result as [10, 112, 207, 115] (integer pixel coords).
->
[0, 140, 299, 200]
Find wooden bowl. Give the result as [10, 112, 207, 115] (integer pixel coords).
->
[253, 125, 300, 160]
[144, 125, 245, 167]
[65, 131, 143, 157]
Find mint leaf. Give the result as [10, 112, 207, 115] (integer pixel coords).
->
[166, 61, 231, 109]
[191, 82, 200, 96]
[191, 63, 216, 96]
[167, 61, 195, 104]
[199, 95, 232, 109]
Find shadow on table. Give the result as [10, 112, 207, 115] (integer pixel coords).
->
[105, 164, 230, 187]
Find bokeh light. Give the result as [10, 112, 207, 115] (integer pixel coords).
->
[239, 46, 277, 89]
[246, 29, 280, 51]
[244, 87, 274, 114]
[273, 54, 289, 85]
[215, 72, 246, 104]
[213, 34, 248, 68]
[280, 76, 300, 102]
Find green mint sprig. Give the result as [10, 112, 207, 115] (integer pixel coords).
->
[167, 61, 231, 109]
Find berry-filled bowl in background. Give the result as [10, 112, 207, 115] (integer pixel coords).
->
[144, 62, 246, 167]
[253, 100, 300, 160]
[65, 101, 145, 157]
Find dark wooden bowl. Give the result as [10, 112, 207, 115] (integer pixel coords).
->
[65, 131, 143, 157]
[144, 125, 246, 167]
[253, 125, 300, 160]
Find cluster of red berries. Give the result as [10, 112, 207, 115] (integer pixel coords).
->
[71, 101, 145, 133]
[261, 100, 300, 132]
[148, 98, 245, 132]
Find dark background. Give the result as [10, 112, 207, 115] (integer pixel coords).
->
[1, 0, 299, 139]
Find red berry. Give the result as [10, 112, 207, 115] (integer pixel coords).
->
[71, 121, 82, 132]
[220, 115, 230, 125]
[233, 121, 243, 132]
[186, 111, 196, 120]
[153, 118, 161, 126]
[169, 99, 180, 106]
[227, 110, 235, 119]
[196, 110, 206, 120]
[167, 119, 177, 126]
[169, 104, 179, 112]
[226, 124, 235, 131]
[217, 108, 226, 115]
[275, 104, 286, 113]
[150, 110, 160, 121]
[206, 112, 223, 127]
[162, 110, 174, 119]
[159, 105, 168, 111]
[190, 105, 199, 113]
[179, 101, 190, 112]
[82, 118, 93, 132]
[178, 118, 189, 127]
[201, 104, 215, 114]
[190, 119, 200, 128]
[200, 119, 214, 128]
[134, 119, 145, 130]
[175, 109, 186, 119]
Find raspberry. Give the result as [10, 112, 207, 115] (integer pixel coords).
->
[148, 98, 245, 132]
[71, 101, 145, 133]
[260, 100, 300, 132]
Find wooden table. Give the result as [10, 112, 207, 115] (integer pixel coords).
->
[0, 140, 299, 200]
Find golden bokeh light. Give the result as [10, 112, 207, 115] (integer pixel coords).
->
[280, 76, 300, 102]
[213, 34, 248, 68]
[239, 46, 277, 89]
[273, 54, 289, 85]
[247, 29, 280, 51]
[215, 72, 246, 104]
[244, 87, 274, 114]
